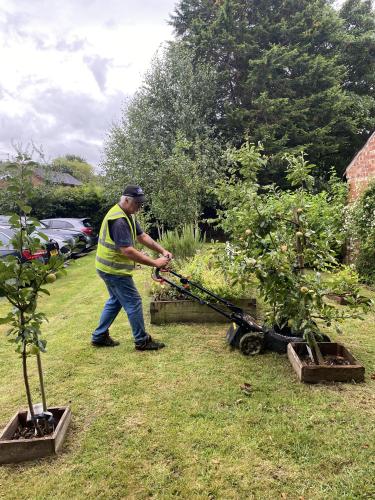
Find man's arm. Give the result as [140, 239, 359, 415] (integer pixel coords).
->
[110, 218, 170, 266]
[119, 245, 169, 268]
[137, 232, 172, 258]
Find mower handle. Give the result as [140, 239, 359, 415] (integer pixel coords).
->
[153, 267, 167, 282]
[152, 267, 263, 331]
[154, 266, 238, 304]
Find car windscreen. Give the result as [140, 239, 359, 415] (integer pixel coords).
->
[50, 220, 73, 228]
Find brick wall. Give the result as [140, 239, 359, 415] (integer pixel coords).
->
[346, 132, 375, 202]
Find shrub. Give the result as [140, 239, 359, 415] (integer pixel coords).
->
[29, 185, 113, 231]
[212, 142, 372, 363]
[156, 223, 206, 262]
[348, 181, 375, 285]
[323, 265, 361, 296]
[151, 246, 256, 302]
[0, 180, 113, 231]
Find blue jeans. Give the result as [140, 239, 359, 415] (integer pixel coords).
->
[92, 271, 148, 345]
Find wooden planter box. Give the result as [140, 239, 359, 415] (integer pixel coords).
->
[0, 406, 71, 464]
[287, 342, 365, 383]
[150, 298, 256, 325]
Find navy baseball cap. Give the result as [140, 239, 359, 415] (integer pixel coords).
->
[123, 185, 145, 203]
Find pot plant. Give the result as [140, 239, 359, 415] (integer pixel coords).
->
[150, 246, 256, 324]
[212, 141, 372, 380]
[0, 153, 71, 464]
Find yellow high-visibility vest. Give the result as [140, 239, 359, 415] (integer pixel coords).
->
[95, 204, 137, 276]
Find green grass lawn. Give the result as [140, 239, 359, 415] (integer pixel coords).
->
[0, 252, 374, 499]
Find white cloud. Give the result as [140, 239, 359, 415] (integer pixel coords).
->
[0, 0, 176, 167]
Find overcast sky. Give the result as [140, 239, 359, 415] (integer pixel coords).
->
[0, 0, 176, 168]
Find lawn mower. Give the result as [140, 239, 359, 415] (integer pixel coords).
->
[153, 267, 266, 355]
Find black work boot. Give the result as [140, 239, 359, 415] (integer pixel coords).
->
[92, 331, 120, 347]
[135, 335, 165, 351]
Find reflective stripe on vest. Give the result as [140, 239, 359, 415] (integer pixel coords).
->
[98, 238, 117, 250]
[95, 204, 137, 276]
[95, 255, 135, 270]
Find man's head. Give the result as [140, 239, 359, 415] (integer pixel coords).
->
[120, 185, 145, 214]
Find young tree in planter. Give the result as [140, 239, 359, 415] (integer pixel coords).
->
[0, 153, 65, 436]
[213, 142, 372, 364]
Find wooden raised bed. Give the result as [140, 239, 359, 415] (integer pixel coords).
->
[150, 298, 256, 325]
[0, 406, 71, 464]
[287, 342, 365, 383]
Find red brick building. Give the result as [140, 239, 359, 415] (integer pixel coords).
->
[345, 131, 375, 202]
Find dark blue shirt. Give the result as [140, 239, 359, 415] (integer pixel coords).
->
[108, 217, 143, 247]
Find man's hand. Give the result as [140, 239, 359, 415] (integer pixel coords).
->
[154, 256, 170, 268]
[162, 250, 173, 260]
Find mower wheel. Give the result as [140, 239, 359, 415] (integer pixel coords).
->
[239, 332, 264, 356]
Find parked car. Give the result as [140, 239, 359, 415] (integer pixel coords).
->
[0, 216, 83, 257]
[0, 227, 59, 263]
[41, 218, 98, 249]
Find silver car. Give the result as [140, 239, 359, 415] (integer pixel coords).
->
[40, 218, 97, 250]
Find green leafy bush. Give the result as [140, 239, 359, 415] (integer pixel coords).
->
[29, 185, 113, 231]
[156, 223, 206, 262]
[348, 181, 375, 285]
[0, 180, 113, 231]
[151, 246, 256, 302]
[323, 266, 361, 297]
[213, 142, 372, 363]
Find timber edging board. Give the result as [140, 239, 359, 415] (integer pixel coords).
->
[150, 298, 256, 324]
[287, 342, 365, 383]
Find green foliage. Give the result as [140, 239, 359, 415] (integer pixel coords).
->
[348, 180, 375, 284]
[29, 184, 112, 231]
[171, 0, 375, 179]
[0, 183, 113, 231]
[156, 223, 206, 262]
[323, 265, 361, 297]
[51, 155, 96, 183]
[150, 135, 202, 228]
[102, 42, 224, 228]
[213, 143, 372, 346]
[340, 0, 375, 97]
[0, 158, 109, 231]
[151, 245, 255, 302]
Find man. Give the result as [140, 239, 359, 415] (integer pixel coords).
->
[91, 185, 172, 350]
